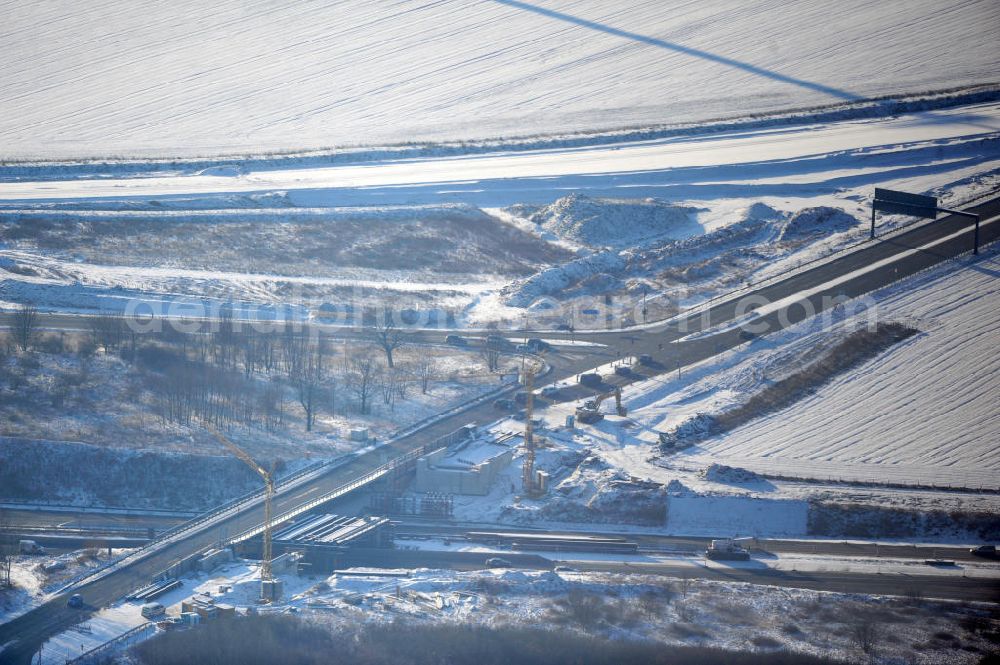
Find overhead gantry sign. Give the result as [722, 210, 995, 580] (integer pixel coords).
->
[872, 187, 982, 254]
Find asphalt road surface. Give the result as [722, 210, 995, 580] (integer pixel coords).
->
[1, 198, 998, 662]
[392, 522, 992, 564]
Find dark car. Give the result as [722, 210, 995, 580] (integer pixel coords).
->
[526, 338, 551, 352]
[485, 557, 513, 568]
[970, 545, 997, 558]
[493, 398, 516, 411]
[445, 334, 467, 347]
[67, 594, 84, 608]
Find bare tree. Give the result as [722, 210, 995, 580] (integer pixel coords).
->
[293, 337, 327, 432]
[280, 323, 306, 375]
[11, 303, 38, 352]
[259, 383, 285, 431]
[347, 357, 379, 415]
[88, 313, 121, 353]
[369, 312, 405, 368]
[414, 355, 434, 394]
[481, 336, 503, 372]
[852, 616, 880, 657]
[379, 368, 398, 409]
[0, 509, 13, 588]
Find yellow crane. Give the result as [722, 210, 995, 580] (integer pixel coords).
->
[207, 427, 277, 602]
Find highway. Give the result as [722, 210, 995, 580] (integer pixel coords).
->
[392, 522, 991, 564]
[347, 549, 999, 604]
[1, 196, 998, 662]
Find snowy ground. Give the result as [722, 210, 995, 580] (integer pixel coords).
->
[0, 548, 134, 627]
[35, 559, 996, 665]
[1, 1, 997, 160]
[299, 567, 998, 665]
[0, 557, 45, 625]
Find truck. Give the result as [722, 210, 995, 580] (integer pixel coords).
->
[18, 539, 44, 555]
[706, 538, 751, 561]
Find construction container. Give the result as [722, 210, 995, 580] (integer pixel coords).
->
[536, 470, 549, 493]
[214, 603, 236, 619]
[261, 578, 284, 602]
[348, 427, 369, 442]
[197, 547, 234, 572]
[181, 598, 220, 619]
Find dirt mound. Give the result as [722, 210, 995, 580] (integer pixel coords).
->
[778, 206, 858, 241]
[521, 194, 698, 248]
[702, 463, 763, 484]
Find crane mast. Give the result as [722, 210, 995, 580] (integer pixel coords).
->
[521, 366, 536, 494]
[207, 427, 276, 601]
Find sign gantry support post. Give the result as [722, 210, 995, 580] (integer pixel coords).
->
[872, 187, 982, 254]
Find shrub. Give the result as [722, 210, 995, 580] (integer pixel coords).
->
[36, 333, 65, 354]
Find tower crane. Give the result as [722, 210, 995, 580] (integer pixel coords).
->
[207, 427, 277, 602]
[521, 365, 536, 494]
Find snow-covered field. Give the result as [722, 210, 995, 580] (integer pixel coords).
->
[2, 0, 996, 160]
[652, 249, 1000, 487]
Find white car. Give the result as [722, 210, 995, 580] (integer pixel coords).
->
[141, 602, 166, 618]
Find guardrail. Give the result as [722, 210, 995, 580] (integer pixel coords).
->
[51, 457, 340, 594]
[227, 443, 439, 545]
[0, 500, 197, 518]
[9, 525, 152, 538]
[65, 621, 156, 665]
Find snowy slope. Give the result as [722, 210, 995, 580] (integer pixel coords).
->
[1, 0, 997, 160]
[686, 252, 1000, 482]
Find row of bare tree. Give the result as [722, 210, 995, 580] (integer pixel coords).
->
[5, 307, 483, 434]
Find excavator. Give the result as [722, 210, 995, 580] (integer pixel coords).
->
[575, 386, 626, 424]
